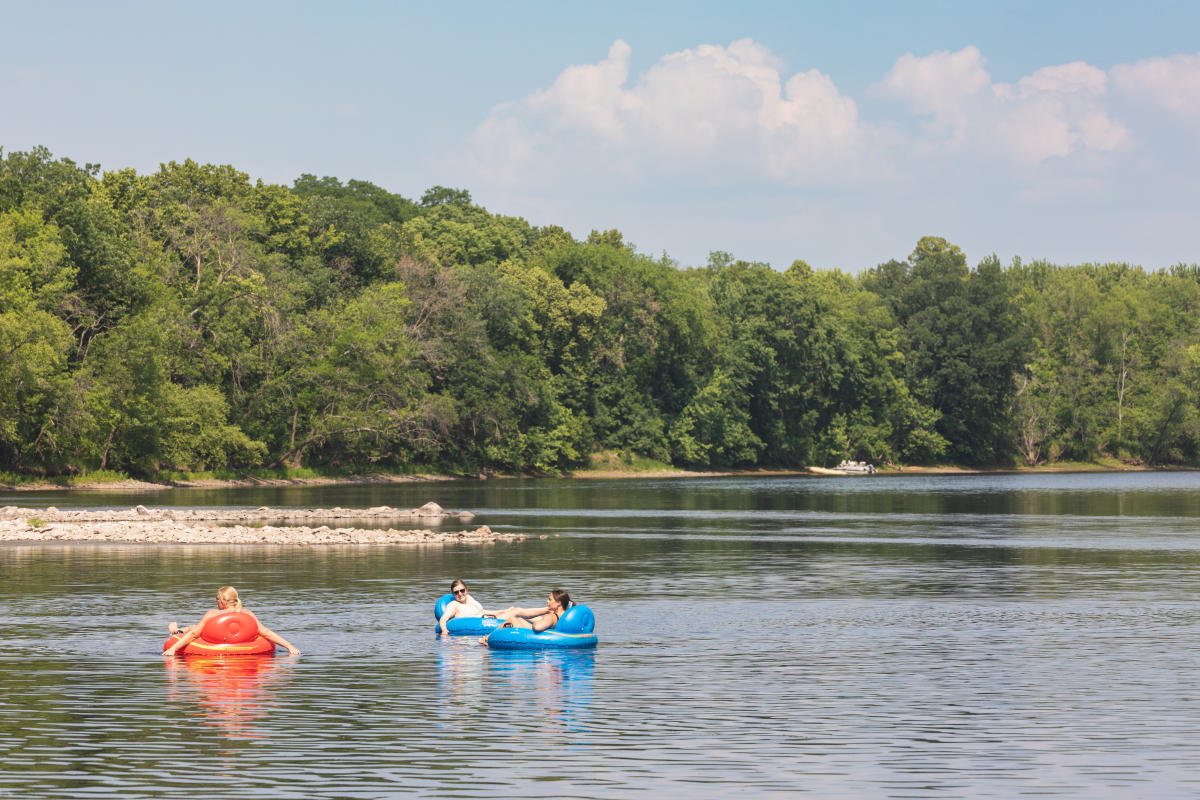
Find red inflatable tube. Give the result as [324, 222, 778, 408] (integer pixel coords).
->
[163, 611, 276, 656]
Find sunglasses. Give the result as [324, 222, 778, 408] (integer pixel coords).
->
[452, 588, 467, 595]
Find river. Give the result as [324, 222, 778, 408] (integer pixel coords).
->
[2, 472, 1200, 798]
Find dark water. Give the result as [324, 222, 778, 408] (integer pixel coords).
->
[3, 473, 1200, 798]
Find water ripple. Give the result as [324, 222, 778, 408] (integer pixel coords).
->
[5, 475, 1200, 797]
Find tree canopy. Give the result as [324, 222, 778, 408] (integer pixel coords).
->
[2, 146, 1198, 478]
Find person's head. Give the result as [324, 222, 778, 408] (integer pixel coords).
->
[450, 579, 469, 600]
[216, 586, 242, 612]
[548, 588, 571, 612]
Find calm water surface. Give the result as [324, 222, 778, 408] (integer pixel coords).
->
[3, 473, 1200, 798]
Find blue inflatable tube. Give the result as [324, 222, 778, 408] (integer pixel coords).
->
[434, 593, 503, 636]
[485, 628, 598, 649]
[442, 616, 503, 636]
[485, 605, 598, 650]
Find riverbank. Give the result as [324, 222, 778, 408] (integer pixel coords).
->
[0, 472, 463, 492]
[0, 461, 1170, 493]
[0, 502, 527, 545]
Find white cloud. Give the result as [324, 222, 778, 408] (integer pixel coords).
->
[875, 46, 990, 145]
[460, 40, 1200, 273]
[527, 40, 637, 139]
[1112, 52, 1200, 123]
[469, 38, 863, 184]
[1005, 62, 1107, 99]
[876, 47, 1131, 163]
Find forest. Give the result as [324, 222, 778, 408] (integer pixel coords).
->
[2, 146, 1199, 479]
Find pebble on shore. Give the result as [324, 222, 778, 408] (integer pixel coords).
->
[0, 504, 516, 546]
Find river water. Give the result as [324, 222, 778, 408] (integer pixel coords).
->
[3, 472, 1200, 798]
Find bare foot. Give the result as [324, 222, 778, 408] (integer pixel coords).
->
[168, 621, 180, 635]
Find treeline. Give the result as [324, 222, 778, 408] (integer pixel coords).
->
[2, 146, 1199, 477]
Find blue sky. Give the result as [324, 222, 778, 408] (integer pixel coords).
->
[3, 1, 1199, 272]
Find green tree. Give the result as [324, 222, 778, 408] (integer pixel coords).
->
[862, 238, 1028, 464]
[257, 282, 432, 467]
[420, 186, 472, 208]
[540, 235, 717, 460]
[0, 207, 75, 469]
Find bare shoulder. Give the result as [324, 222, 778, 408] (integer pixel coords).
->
[194, 607, 222, 625]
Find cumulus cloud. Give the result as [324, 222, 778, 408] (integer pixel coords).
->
[1112, 52, 1200, 123]
[528, 40, 638, 139]
[875, 45, 990, 145]
[464, 39, 1200, 214]
[876, 47, 1131, 163]
[469, 39, 864, 184]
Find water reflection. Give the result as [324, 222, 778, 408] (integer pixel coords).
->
[486, 649, 595, 734]
[8, 474, 1200, 797]
[164, 655, 293, 740]
[11, 471, 1200, 520]
[437, 640, 594, 734]
[435, 639, 488, 719]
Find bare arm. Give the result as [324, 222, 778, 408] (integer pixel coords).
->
[164, 627, 200, 656]
[438, 604, 458, 634]
[163, 609, 219, 655]
[530, 612, 559, 632]
[256, 623, 300, 656]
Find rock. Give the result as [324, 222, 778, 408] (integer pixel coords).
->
[459, 510, 476, 521]
[0, 502, 511, 546]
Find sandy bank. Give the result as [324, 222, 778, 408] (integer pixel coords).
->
[0, 502, 526, 546]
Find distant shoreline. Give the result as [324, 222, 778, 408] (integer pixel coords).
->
[0, 462, 1177, 493]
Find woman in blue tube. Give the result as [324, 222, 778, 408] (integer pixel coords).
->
[439, 578, 495, 635]
[479, 589, 571, 645]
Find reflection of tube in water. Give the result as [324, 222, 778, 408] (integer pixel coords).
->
[435, 640, 490, 724]
[165, 655, 291, 739]
[483, 649, 596, 733]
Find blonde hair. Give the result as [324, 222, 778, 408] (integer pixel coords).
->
[217, 586, 243, 612]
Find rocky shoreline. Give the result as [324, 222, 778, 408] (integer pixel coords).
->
[0, 502, 526, 546]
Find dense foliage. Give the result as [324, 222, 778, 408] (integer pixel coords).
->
[2, 146, 1198, 477]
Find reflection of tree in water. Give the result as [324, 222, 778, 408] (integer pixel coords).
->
[164, 655, 294, 740]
